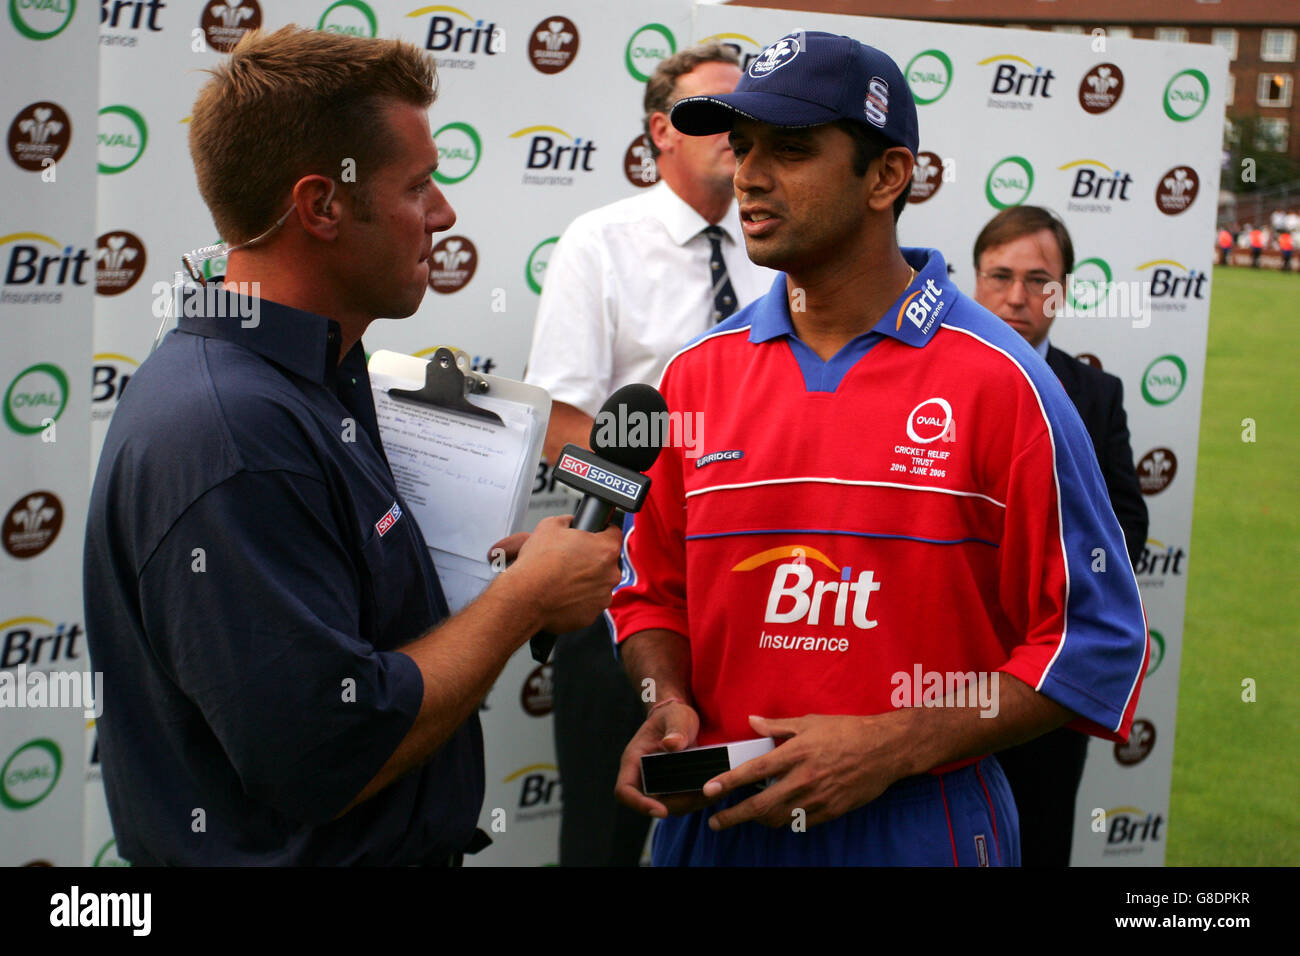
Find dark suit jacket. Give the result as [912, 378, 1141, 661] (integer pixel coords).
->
[1046, 345, 1148, 566]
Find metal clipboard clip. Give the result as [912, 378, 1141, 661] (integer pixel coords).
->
[386, 347, 503, 426]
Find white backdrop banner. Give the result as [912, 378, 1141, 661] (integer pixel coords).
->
[4, 0, 1220, 867]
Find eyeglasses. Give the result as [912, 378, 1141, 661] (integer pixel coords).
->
[976, 270, 1057, 296]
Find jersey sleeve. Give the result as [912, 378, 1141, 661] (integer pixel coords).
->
[607, 362, 690, 645]
[996, 395, 1148, 743]
[523, 218, 614, 419]
[135, 468, 426, 825]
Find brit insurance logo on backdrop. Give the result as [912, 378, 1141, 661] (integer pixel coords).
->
[91, 353, 137, 423]
[625, 22, 675, 83]
[1136, 259, 1207, 312]
[524, 236, 558, 295]
[908, 151, 948, 204]
[1, 232, 92, 305]
[1078, 63, 1123, 114]
[1163, 69, 1209, 122]
[1138, 448, 1178, 495]
[528, 15, 578, 74]
[1103, 806, 1164, 857]
[1154, 165, 1199, 215]
[623, 133, 657, 188]
[1059, 158, 1132, 214]
[3, 491, 63, 560]
[412, 5, 501, 67]
[1141, 354, 1187, 406]
[9, 0, 75, 39]
[200, 0, 261, 53]
[432, 121, 481, 184]
[4, 362, 68, 436]
[980, 54, 1056, 110]
[427, 235, 477, 294]
[700, 32, 762, 76]
[101, 0, 167, 45]
[95, 231, 146, 296]
[7, 102, 71, 172]
[905, 49, 953, 105]
[97, 104, 147, 174]
[318, 0, 376, 37]
[512, 124, 597, 186]
[984, 155, 1034, 209]
[1, 739, 61, 811]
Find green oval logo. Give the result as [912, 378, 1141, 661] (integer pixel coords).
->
[93, 838, 130, 866]
[1146, 629, 1166, 677]
[905, 49, 953, 105]
[432, 121, 481, 185]
[1, 738, 62, 810]
[317, 0, 375, 37]
[625, 23, 676, 83]
[985, 155, 1034, 209]
[4, 361, 69, 435]
[97, 104, 148, 175]
[1141, 354, 1187, 406]
[1067, 256, 1113, 312]
[9, 0, 75, 40]
[1163, 69, 1209, 122]
[525, 236, 558, 294]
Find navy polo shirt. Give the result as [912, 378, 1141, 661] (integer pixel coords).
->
[84, 284, 484, 865]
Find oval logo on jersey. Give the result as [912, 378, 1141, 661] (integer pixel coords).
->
[906, 397, 953, 444]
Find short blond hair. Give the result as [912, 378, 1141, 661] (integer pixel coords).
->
[189, 26, 437, 243]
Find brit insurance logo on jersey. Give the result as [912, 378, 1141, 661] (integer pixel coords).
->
[733, 546, 883, 655]
[1136, 259, 1207, 312]
[510, 123, 597, 187]
[410, 5, 502, 70]
[979, 54, 1057, 111]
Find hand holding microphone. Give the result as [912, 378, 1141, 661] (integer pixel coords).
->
[528, 384, 669, 662]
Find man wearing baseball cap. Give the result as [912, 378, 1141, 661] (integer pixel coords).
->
[609, 32, 1148, 866]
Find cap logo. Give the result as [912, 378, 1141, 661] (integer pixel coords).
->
[864, 76, 890, 128]
[748, 36, 800, 78]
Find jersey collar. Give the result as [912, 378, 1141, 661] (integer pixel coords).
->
[747, 247, 955, 349]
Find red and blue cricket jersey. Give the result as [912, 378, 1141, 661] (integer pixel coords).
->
[609, 247, 1148, 758]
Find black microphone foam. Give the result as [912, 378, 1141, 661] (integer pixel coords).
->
[588, 383, 669, 473]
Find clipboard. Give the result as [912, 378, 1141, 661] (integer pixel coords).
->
[368, 347, 550, 614]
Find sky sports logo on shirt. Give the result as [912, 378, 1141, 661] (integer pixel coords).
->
[375, 501, 402, 537]
[556, 455, 640, 504]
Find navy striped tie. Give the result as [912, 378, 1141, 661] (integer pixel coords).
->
[704, 225, 737, 323]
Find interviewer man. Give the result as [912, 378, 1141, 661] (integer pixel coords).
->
[83, 27, 621, 866]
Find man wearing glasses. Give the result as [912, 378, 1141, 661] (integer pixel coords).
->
[973, 205, 1148, 867]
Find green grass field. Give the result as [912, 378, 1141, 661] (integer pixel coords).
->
[1166, 265, 1300, 865]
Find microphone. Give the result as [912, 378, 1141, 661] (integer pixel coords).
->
[529, 384, 669, 663]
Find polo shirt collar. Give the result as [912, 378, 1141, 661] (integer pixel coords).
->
[175, 279, 343, 384]
[652, 180, 742, 246]
[747, 247, 955, 349]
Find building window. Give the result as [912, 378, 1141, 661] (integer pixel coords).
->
[1156, 27, 1189, 43]
[1261, 30, 1297, 62]
[1212, 28, 1238, 60]
[1107, 26, 1133, 39]
[1255, 118, 1290, 152]
[1226, 72, 1235, 107]
[1258, 73, 1293, 108]
[1052, 25, 1083, 35]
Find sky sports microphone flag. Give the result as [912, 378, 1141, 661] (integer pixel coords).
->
[529, 384, 668, 663]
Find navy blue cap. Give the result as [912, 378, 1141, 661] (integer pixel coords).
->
[671, 31, 919, 155]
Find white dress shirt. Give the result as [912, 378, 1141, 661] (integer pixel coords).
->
[524, 180, 776, 417]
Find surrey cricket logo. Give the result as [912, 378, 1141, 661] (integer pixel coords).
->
[8, 102, 71, 172]
[201, 0, 262, 53]
[749, 36, 799, 78]
[528, 16, 579, 74]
